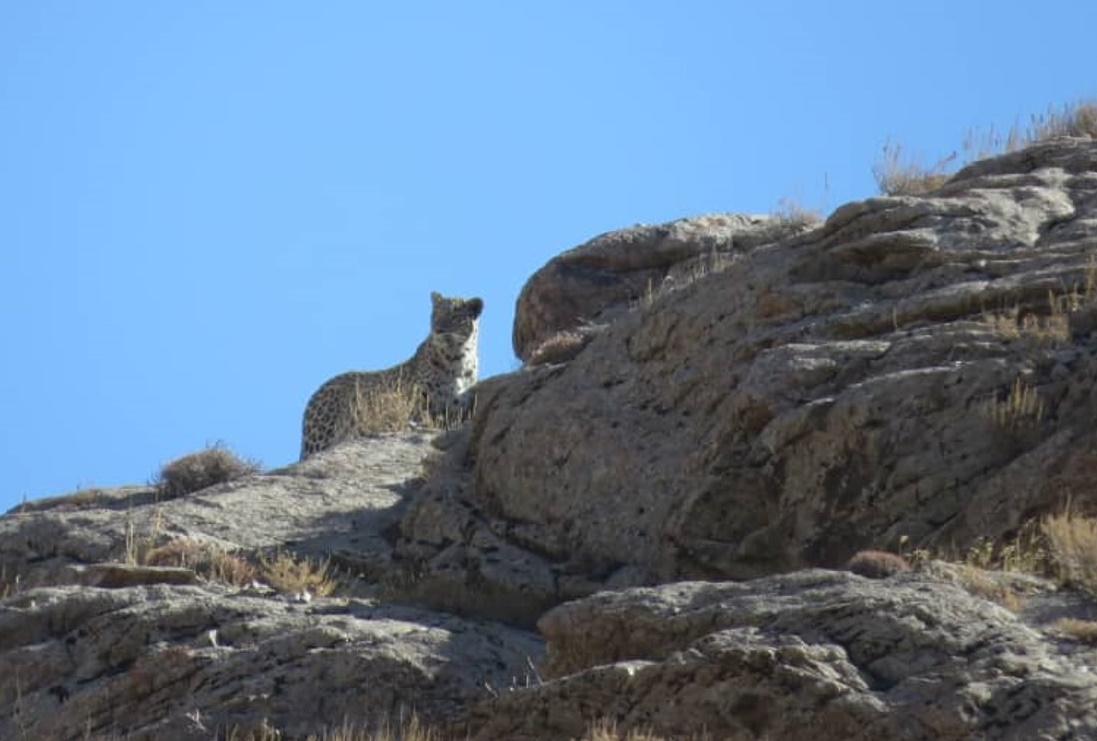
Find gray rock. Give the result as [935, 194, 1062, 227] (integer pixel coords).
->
[0, 434, 543, 740]
[513, 213, 817, 361]
[400, 139, 1097, 612]
[0, 584, 541, 740]
[458, 570, 1097, 740]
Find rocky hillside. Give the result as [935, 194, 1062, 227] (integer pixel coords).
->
[4, 138, 1097, 739]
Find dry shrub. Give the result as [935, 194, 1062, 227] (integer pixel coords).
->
[259, 552, 337, 597]
[964, 525, 1048, 575]
[1, 564, 21, 599]
[582, 718, 708, 741]
[526, 329, 592, 366]
[872, 142, 956, 196]
[156, 443, 260, 499]
[983, 377, 1044, 431]
[353, 379, 425, 434]
[955, 565, 1026, 613]
[349, 377, 458, 434]
[313, 716, 440, 741]
[875, 100, 1097, 197]
[145, 537, 257, 586]
[227, 715, 443, 741]
[1023, 100, 1097, 143]
[771, 196, 822, 228]
[982, 305, 1072, 347]
[845, 549, 911, 579]
[1056, 618, 1097, 646]
[11, 487, 108, 513]
[1042, 513, 1097, 597]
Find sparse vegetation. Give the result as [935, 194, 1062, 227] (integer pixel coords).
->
[1042, 512, 1097, 598]
[155, 443, 260, 500]
[872, 143, 957, 196]
[954, 565, 1027, 613]
[983, 376, 1044, 431]
[222, 716, 702, 741]
[961, 524, 1042, 574]
[0, 564, 20, 599]
[845, 549, 911, 579]
[982, 263, 1097, 348]
[771, 196, 822, 229]
[638, 249, 734, 310]
[123, 506, 166, 566]
[1056, 618, 1097, 646]
[349, 377, 458, 434]
[258, 551, 338, 597]
[145, 537, 258, 586]
[9, 487, 108, 514]
[527, 328, 595, 366]
[874, 100, 1097, 196]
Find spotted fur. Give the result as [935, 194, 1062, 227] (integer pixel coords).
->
[300, 292, 482, 460]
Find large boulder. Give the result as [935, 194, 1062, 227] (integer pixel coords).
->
[0, 436, 543, 739]
[513, 213, 816, 362]
[400, 138, 1097, 614]
[457, 569, 1097, 740]
[0, 584, 541, 740]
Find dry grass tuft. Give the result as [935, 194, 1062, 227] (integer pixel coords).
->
[1042, 513, 1097, 597]
[350, 377, 461, 434]
[1056, 618, 1097, 646]
[259, 552, 338, 597]
[527, 329, 595, 366]
[946, 527, 1053, 612]
[872, 142, 957, 196]
[983, 376, 1044, 431]
[845, 549, 911, 579]
[581, 718, 710, 741]
[1018, 100, 1097, 143]
[225, 714, 443, 741]
[353, 378, 428, 434]
[771, 196, 822, 228]
[955, 565, 1027, 613]
[145, 537, 257, 586]
[155, 443, 260, 500]
[875, 100, 1097, 196]
[1, 564, 21, 599]
[964, 526, 1049, 575]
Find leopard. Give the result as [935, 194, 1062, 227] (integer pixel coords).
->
[299, 292, 483, 460]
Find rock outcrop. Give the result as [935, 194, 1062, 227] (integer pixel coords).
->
[513, 213, 816, 362]
[459, 569, 1097, 740]
[400, 138, 1097, 616]
[0, 436, 543, 739]
[5, 138, 1097, 739]
[1, 583, 541, 740]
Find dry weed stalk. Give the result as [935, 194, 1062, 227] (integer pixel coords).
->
[984, 377, 1044, 431]
[875, 100, 1097, 196]
[351, 377, 457, 434]
[145, 537, 257, 586]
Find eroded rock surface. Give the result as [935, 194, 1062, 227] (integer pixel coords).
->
[513, 212, 816, 361]
[1, 435, 432, 591]
[401, 139, 1097, 614]
[7, 139, 1097, 740]
[0, 435, 543, 739]
[459, 570, 1097, 741]
[1, 584, 541, 740]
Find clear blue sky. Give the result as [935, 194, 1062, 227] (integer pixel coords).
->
[2, 2, 1094, 508]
